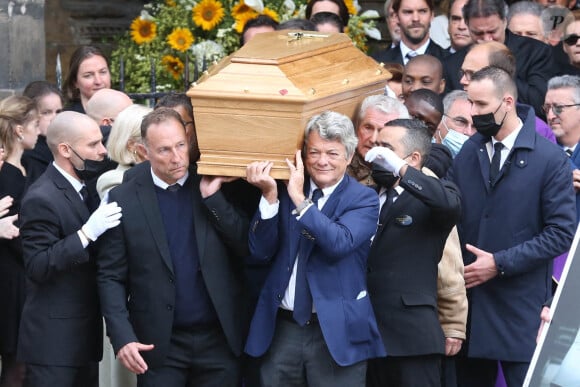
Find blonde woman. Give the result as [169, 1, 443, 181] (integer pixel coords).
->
[96, 104, 151, 200]
[0, 96, 39, 387]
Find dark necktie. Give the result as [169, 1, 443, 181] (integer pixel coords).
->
[293, 188, 323, 326]
[405, 51, 418, 61]
[489, 142, 504, 185]
[566, 148, 574, 157]
[378, 188, 398, 226]
[79, 186, 89, 207]
[166, 183, 180, 192]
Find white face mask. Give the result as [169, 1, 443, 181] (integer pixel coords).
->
[440, 121, 470, 158]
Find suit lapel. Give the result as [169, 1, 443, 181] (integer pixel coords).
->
[47, 165, 90, 222]
[475, 140, 492, 193]
[135, 172, 174, 274]
[374, 190, 413, 241]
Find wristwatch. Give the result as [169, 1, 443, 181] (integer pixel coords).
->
[292, 198, 313, 216]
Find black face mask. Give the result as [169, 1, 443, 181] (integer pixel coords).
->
[371, 162, 399, 189]
[68, 145, 109, 181]
[472, 101, 506, 138]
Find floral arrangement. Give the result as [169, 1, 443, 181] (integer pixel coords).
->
[110, 0, 380, 94]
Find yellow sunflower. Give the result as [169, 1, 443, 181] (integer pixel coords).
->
[161, 55, 185, 80]
[165, 0, 177, 6]
[167, 28, 195, 52]
[130, 17, 157, 44]
[192, 0, 225, 31]
[344, 0, 357, 15]
[262, 8, 279, 22]
[234, 11, 259, 33]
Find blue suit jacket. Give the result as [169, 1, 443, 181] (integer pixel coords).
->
[244, 175, 386, 366]
[447, 110, 576, 361]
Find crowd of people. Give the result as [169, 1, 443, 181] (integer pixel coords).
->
[1, 0, 580, 386]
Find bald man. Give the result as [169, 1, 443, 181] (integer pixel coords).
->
[402, 54, 446, 99]
[18, 111, 122, 387]
[86, 89, 133, 128]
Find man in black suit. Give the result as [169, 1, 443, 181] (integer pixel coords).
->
[442, 0, 555, 119]
[97, 108, 250, 386]
[18, 111, 123, 387]
[372, 0, 449, 65]
[365, 118, 461, 386]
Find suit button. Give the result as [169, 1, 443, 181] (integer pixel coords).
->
[276, 294, 282, 300]
[166, 305, 173, 311]
[305, 320, 311, 325]
[169, 278, 174, 284]
[287, 266, 291, 272]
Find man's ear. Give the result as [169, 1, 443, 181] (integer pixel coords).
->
[58, 142, 72, 159]
[408, 150, 422, 169]
[439, 78, 446, 94]
[137, 143, 149, 160]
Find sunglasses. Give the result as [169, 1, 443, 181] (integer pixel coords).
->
[563, 34, 580, 46]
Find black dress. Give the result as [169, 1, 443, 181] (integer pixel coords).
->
[0, 162, 27, 355]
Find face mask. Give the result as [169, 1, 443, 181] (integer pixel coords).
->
[472, 101, 506, 138]
[440, 123, 469, 158]
[371, 162, 399, 189]
[68, 145, 109, 181]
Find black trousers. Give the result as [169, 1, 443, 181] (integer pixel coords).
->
[24, 362, 98, 387]
[367, 354, 443, 387]
[137, 325, 240, 387]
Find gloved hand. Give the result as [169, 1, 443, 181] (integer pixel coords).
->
[82, 201, 122, 241]
[365, 147, 407, 176]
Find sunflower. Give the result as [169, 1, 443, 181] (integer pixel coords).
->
[161, 55, 185, 80]
[344, 0, 357, 15]
[167, 28, 195, 52]
[234, 11, 259, 33]
[130, 17, 157, 44]
[261, 8, 279, 22]
[192, 0, 226, 31]
[165, 0, 177, 6]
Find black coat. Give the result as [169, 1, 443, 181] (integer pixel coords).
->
[372, 40, 450, 65]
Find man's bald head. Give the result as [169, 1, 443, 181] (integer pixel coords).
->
[47, 111, 99, 155]
[85, 89, 133, 126]
[403, 55, 445, 97]
[461, 41, 515, 88]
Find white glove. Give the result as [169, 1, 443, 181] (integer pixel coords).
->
[82, 201, 122, 241]
[365, 146, 407, 176]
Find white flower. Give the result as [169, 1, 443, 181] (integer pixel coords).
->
[283, 0, 295, 14]
[140, 10, 154, 20]
[364, 26, 381, 40]
[191, 40, 226, 70]
[245, 0, 264, 13]
[351, 0, 361, 13]
[360, 9, 379, 19]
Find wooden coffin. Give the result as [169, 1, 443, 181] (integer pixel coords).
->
[187, 31, 391, 179]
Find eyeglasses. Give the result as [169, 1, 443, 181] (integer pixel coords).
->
[444, 114, 471, 129]
[458, 69, 474, 82]
[563, 34, 580, 46]
[542, 103, 580, 116]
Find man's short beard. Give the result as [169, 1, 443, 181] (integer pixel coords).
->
[402, 28, 428, 45]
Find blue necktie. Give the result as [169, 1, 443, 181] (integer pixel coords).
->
[293, 188, 323, 325]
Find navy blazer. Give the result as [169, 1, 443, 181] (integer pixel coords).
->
[568, 146, 580, 224]
[18, 164, 102, 366]
[244, 175, 386, 366]
[97, 167, 251, 367]
[447, 109, 576, 361]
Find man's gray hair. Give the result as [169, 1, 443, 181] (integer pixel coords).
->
[304, 111, 358, 159]
[463, 0, 509, 23]
[357, 95, 409, 125]
[384, 0, 394, 18]
[443, 90, 470, 114]
[547, 75, 580, 104]
[507, 1, 542, 23]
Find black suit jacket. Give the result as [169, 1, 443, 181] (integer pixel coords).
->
[97, 166, 251, 367]
[18, 164, 103, 366]
[443, 30, 555, 119]
[372, 40, 450, 65]
[367, 167, 461, 356]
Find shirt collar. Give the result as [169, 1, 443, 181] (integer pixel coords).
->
[492, 118, 523, 153]
[52, 161, 84, 194]
[309, 176, 343, 199]
[400, 39, 430, 59]
[150, 169, 189, 189]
